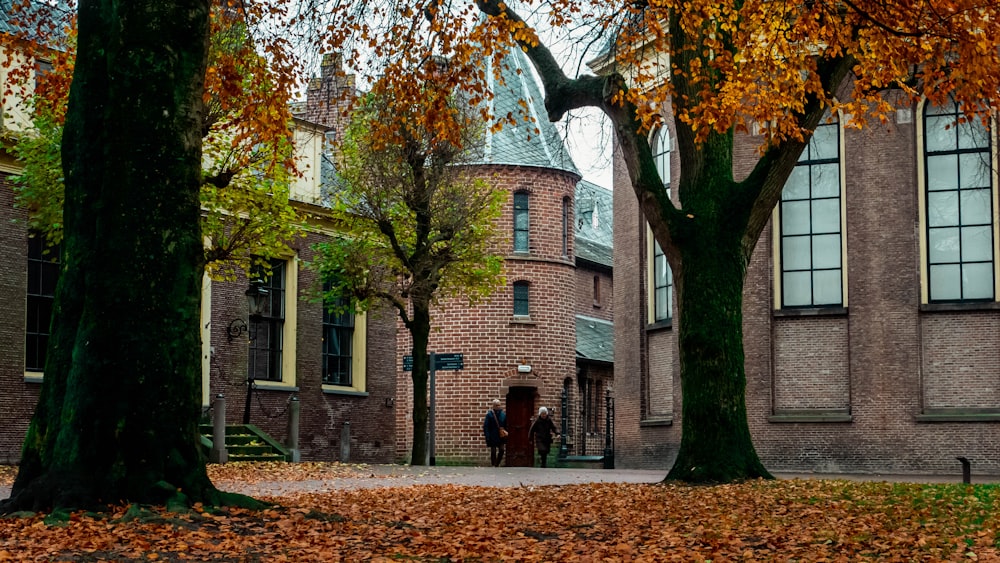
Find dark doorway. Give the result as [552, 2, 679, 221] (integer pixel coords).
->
[505, 387, 535, 467]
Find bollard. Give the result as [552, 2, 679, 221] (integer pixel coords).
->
[211, 394, 228, 464]
[957, 456, 971, 484]
[286, 396, 301, 462]
[340, 421, 351, 462]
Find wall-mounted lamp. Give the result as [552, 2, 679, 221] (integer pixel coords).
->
[225, 279, 270, 342]
[384, 397, 395, 408]
[517, 364, 532, 373]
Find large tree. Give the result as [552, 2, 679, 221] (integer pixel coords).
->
[299, 0, 1000, 482]
[313, 88, 504, 466]
[2, 0, 236, 511]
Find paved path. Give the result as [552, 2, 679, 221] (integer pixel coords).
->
[204, 466, 1000, 497]
[3, 465, 998, 500]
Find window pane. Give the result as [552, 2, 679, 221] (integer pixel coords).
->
[811, 198, 840, 234]
[810, 164, 840, 198]
[929, 264, 961, 300]
[654, 287, 669, 320]
[514, 231, 529, 251]
[925, 115, 956, 153]
[782, 167, 809, 200]
[781, 201, 810, 235]
[960, 188, 992, 225]
[782, 236, 811, 270]
[962, 262, 994, 299]
[927, 191, 959, 227]
[926, 155, 958, 191]
[960, 226, 993, 261]
[926, 100, 956, 116]
[959, 153, 991, 189]
[783, 271, 811, 306]
[514, 210, 529, 229]
[958, 118, 989, 150]
[928, 227, 960, 263]
[809, 124, 839, 161]
[812, 270, 842, 305]
[812, 234, 842, 269]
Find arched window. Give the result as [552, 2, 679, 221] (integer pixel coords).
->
[651, 125, 670, 189]
[649, 125, 673, 323]
[513, 281, 530, 317]
[513, 192, 530, 253]
[561, 196, 570, 257]
[778, 116, 844, 307]
[924, 98, 994, 302]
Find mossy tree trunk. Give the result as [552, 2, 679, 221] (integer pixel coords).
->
[2, 0, 218, 511]
[664, 133, 771, 482]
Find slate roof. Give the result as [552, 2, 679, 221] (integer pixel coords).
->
[574, 180, 613, 268]
[470, 44, 580, 176]
[0, 1, 72, 42]
[576, 315, 613, 364]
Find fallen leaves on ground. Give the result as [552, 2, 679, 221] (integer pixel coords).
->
[0, 466, 998, 561]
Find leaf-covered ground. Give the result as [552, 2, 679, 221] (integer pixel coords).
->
[1, 463, 998, 561]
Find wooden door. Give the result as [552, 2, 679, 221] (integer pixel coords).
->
[505, 387, 535, 467]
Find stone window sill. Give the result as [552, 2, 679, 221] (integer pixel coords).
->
[773, 306, 848, 318]
[640, 417, 673, 427]
[916, 409, 1000, 422]
[920, 302, 1000, 313]
[769, 409, 852, 423]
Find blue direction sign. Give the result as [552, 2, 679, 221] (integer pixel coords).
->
[434, 353, 464, 371]
[402, 353, 464, 372]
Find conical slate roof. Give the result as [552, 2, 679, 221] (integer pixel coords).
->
[471, 44, 580, 176]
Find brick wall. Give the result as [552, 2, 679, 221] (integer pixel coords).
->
[0, 174, 42, 463]
[614, 97, 1000, 476]
[574, 265, 613, 320]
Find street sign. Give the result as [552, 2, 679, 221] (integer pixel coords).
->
[402, 353, 464, 372]
[434, 353, 464, 371]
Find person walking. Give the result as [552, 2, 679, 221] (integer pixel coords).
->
[528, 406, 559, 468]
[483, 399, 507, 467]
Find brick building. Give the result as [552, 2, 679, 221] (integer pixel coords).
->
[393, 45, 615, 466]
[0, 53, 398, 464]
[612, 97, 1000, 476]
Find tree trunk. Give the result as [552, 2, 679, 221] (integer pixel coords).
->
[408, 302, 432, 465]
[2, 0, 221, 512]
[665, 181, 773, 483]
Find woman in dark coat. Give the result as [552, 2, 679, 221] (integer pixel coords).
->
[483, 399, 507, 467]
[528, 406, 559, 468]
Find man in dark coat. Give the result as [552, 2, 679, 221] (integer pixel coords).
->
[528, 406, 560, 468]
[483, 399, 507, 467]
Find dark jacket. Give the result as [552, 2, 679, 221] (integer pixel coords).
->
[528, 415, 558, 451]
[483, 409, 507, 447]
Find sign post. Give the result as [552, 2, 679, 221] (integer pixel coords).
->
[403, 353, 464, 466]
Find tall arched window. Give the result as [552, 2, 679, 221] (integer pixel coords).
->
[513, 281, 530, 317]
[651, 126, 670, 189]
[649, 125, 673, 323]
[779, 117, 844, 307]
[924, 98, 995, 302]
[513, 191, 530, 253]
[561, 196, 570, 257]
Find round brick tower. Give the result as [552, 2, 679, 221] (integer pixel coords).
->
[395, 45, 582, 466]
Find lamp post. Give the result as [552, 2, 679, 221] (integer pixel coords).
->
[559, 387, 569, 460]
[242, 278, 268, 425]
